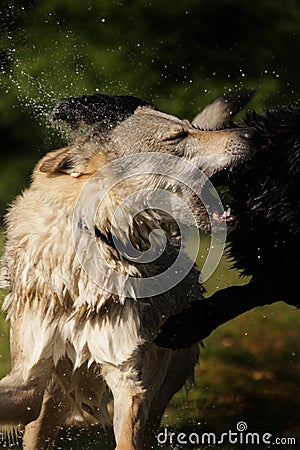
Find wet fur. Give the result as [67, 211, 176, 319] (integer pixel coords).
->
[0, 97, 252, 449]
[227, 105, 300, 285]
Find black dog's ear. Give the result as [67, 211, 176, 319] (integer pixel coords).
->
[52, 93, 158, 130]
[193, 88, 256, 130]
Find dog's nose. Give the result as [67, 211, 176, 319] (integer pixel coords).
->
[239, 127, 256, 140]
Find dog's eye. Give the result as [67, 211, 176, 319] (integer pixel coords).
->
[162, 130, 188, 142]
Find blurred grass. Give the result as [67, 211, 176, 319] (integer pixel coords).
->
[164, 303, 300, 446]
[0, 232, 10, 380]
[0, 232, 299, 449]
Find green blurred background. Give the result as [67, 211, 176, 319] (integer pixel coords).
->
[0, 1, 299, 448]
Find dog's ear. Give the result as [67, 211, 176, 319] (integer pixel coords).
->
[192, 88, 256, 130]
[39, 148, 76, 175]
[39, 143, 105, 177]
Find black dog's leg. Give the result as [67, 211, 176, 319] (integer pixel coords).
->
[154, 280, 297, 349]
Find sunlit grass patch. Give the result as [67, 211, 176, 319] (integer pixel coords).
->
[164, 302, 300, 445]
[0, 303, 10, 379]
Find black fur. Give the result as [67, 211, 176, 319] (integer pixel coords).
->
[52, 93, 157, 129]
[228, 105, 300, 279]
[155, 105, 300, 349]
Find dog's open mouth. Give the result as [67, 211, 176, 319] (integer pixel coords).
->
[212, 206, 235, 223]
[208, 168, 236, 229]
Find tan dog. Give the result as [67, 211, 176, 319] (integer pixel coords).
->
[0, 94, 253, 449]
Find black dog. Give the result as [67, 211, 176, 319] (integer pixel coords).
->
[155, 100, 300, 349]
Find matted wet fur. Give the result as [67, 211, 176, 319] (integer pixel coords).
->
[0, 94, 253, 450]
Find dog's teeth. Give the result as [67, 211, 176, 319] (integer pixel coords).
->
[222, 207, 231, 218]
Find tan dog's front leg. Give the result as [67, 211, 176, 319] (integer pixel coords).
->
[102, 365, 149, 450]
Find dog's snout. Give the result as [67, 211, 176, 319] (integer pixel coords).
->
[238, 127, 256, 140]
